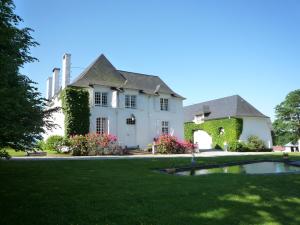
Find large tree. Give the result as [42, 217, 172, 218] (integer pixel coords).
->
[0, 0, 55, 150]
[273, 89, 300, 145]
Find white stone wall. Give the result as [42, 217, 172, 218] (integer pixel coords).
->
[44, 85, 184, 149]
[89, 85, 184, 149]
[239, 117, 273, 148]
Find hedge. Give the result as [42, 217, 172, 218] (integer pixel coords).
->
[184, 118, 243, 149]
[60, 87, 90, 137]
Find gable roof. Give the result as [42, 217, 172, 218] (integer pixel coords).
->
[70, 54, 184, 98]
[184, 95, 269, 122]
[71, 54, 127, 88]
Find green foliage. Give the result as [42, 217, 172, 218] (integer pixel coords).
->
[69, 133, 121, 156]
[0, 0, 57, 150]
[184, 118, 243, 150]
[45, 135, 64, 152]
[229, 136, 270, 152]
[0, 148, 11, 159]
[228, 140, 244, 152]
[247, 135, 266, 150]
[60, 87, 90, 137]
[273, 89, 300, 145]
[36, 140, 46, 150]
[155, 134, 195, 154]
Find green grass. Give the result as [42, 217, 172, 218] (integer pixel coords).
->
[4, 148, 70, 157]
[1, 154, 300, 225]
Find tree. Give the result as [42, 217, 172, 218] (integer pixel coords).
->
[0, 0, 56, 150]
[273, 89, 300, 145]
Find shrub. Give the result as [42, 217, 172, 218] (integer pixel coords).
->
[247, 135, 266, 150]
[155, 134, 195, 154]
[228, 140, 244, 152]
[69, 133, 121, 156]
[36, 140, 46, 150]
[45, 135, 64, 152]
[0, 149, 11, 159]
[69, 135, 89, 156]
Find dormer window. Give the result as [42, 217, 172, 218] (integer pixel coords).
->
[95, 92, 108, 107]
[160, 98, 169, 111]
[194, 114, 204, 124]
[125, 95, 137, 108]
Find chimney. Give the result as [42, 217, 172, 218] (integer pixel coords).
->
[62, 53, 71, 89]
[51, 68, 60, 97]
[46, 76, 53, 99]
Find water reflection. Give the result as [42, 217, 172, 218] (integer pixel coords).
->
[176, 162, 300, 176]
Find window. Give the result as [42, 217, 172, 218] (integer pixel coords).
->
[162, 121, 169, 134]
[218, 127, 225, 135]
[95, 92, 108, 106]
[126, 118, 136, 125]
[160, 98, 169, 111]
[194, 114, 204, 124]
[125, 95, 137, 108]
[96, 117, 108, 134]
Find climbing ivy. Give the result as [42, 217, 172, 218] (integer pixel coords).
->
[184, 118, 243, 149]
[60, 87, 90, 137]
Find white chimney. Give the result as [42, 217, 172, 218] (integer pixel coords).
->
[62, 53, 71, 89]
[52, 68, 60, 97]
[46, 76, 53, 99]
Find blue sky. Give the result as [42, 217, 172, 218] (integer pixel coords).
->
[15, 0, 300, 120]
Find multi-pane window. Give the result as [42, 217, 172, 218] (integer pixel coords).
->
[160, 98, 169, 111]
[95, 92, 108, 106]
[125, 95, 137, 108]
[126, 118, 136, 125]
[96, 117, 108, 134]
[162, 121, 169, 134]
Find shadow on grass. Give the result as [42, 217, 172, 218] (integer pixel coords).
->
[0, 154, 300, 225]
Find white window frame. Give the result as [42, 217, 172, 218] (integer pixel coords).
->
[95, 92, 108, 107]
[161, 121, 169, 134]
[125, 95, 137, 109]
[160, 98, 169, 111]
[96, 117, 108, 134]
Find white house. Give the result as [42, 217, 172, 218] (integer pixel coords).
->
[44, 53, 185, 149]
[184, 95, 273, 150]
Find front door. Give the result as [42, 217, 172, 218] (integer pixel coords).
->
[125, 117, 137, 148]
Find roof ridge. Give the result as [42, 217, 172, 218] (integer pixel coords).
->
[185, 95, 239, 108]
[118, 70, 158, 77]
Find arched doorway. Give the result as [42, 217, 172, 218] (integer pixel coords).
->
[194, 130, 213, 150]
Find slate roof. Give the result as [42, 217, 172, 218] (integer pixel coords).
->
[184, 95, 269, 122]
[70, 54, 184, 98]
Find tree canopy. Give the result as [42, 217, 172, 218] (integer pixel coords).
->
[0, 0, 56, 150]
[273, 89, 300, 145]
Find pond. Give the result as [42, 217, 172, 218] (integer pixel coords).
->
[174, 161, 300, 176]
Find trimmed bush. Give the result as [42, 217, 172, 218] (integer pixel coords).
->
[155, 134, 195, 154]
[69, 133, 122, 156]
[45, 135, 64, 152]
[247, 135, 266, 150]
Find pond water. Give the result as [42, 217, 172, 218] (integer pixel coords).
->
[175, 162, 300, 176]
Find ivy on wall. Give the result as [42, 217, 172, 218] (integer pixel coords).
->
[184, 118, 243, 149]
[60, 87, 90, 137]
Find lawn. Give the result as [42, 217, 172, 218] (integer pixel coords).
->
[4, 148, 70, 157]
[1, 154, 300, 225]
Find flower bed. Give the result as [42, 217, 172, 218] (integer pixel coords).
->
[69, 133, 124, 156]
[154, 134, 196, 154]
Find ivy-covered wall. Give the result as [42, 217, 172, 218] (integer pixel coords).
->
[184, 118, 243, 149]
[60, 87, 90, 137]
